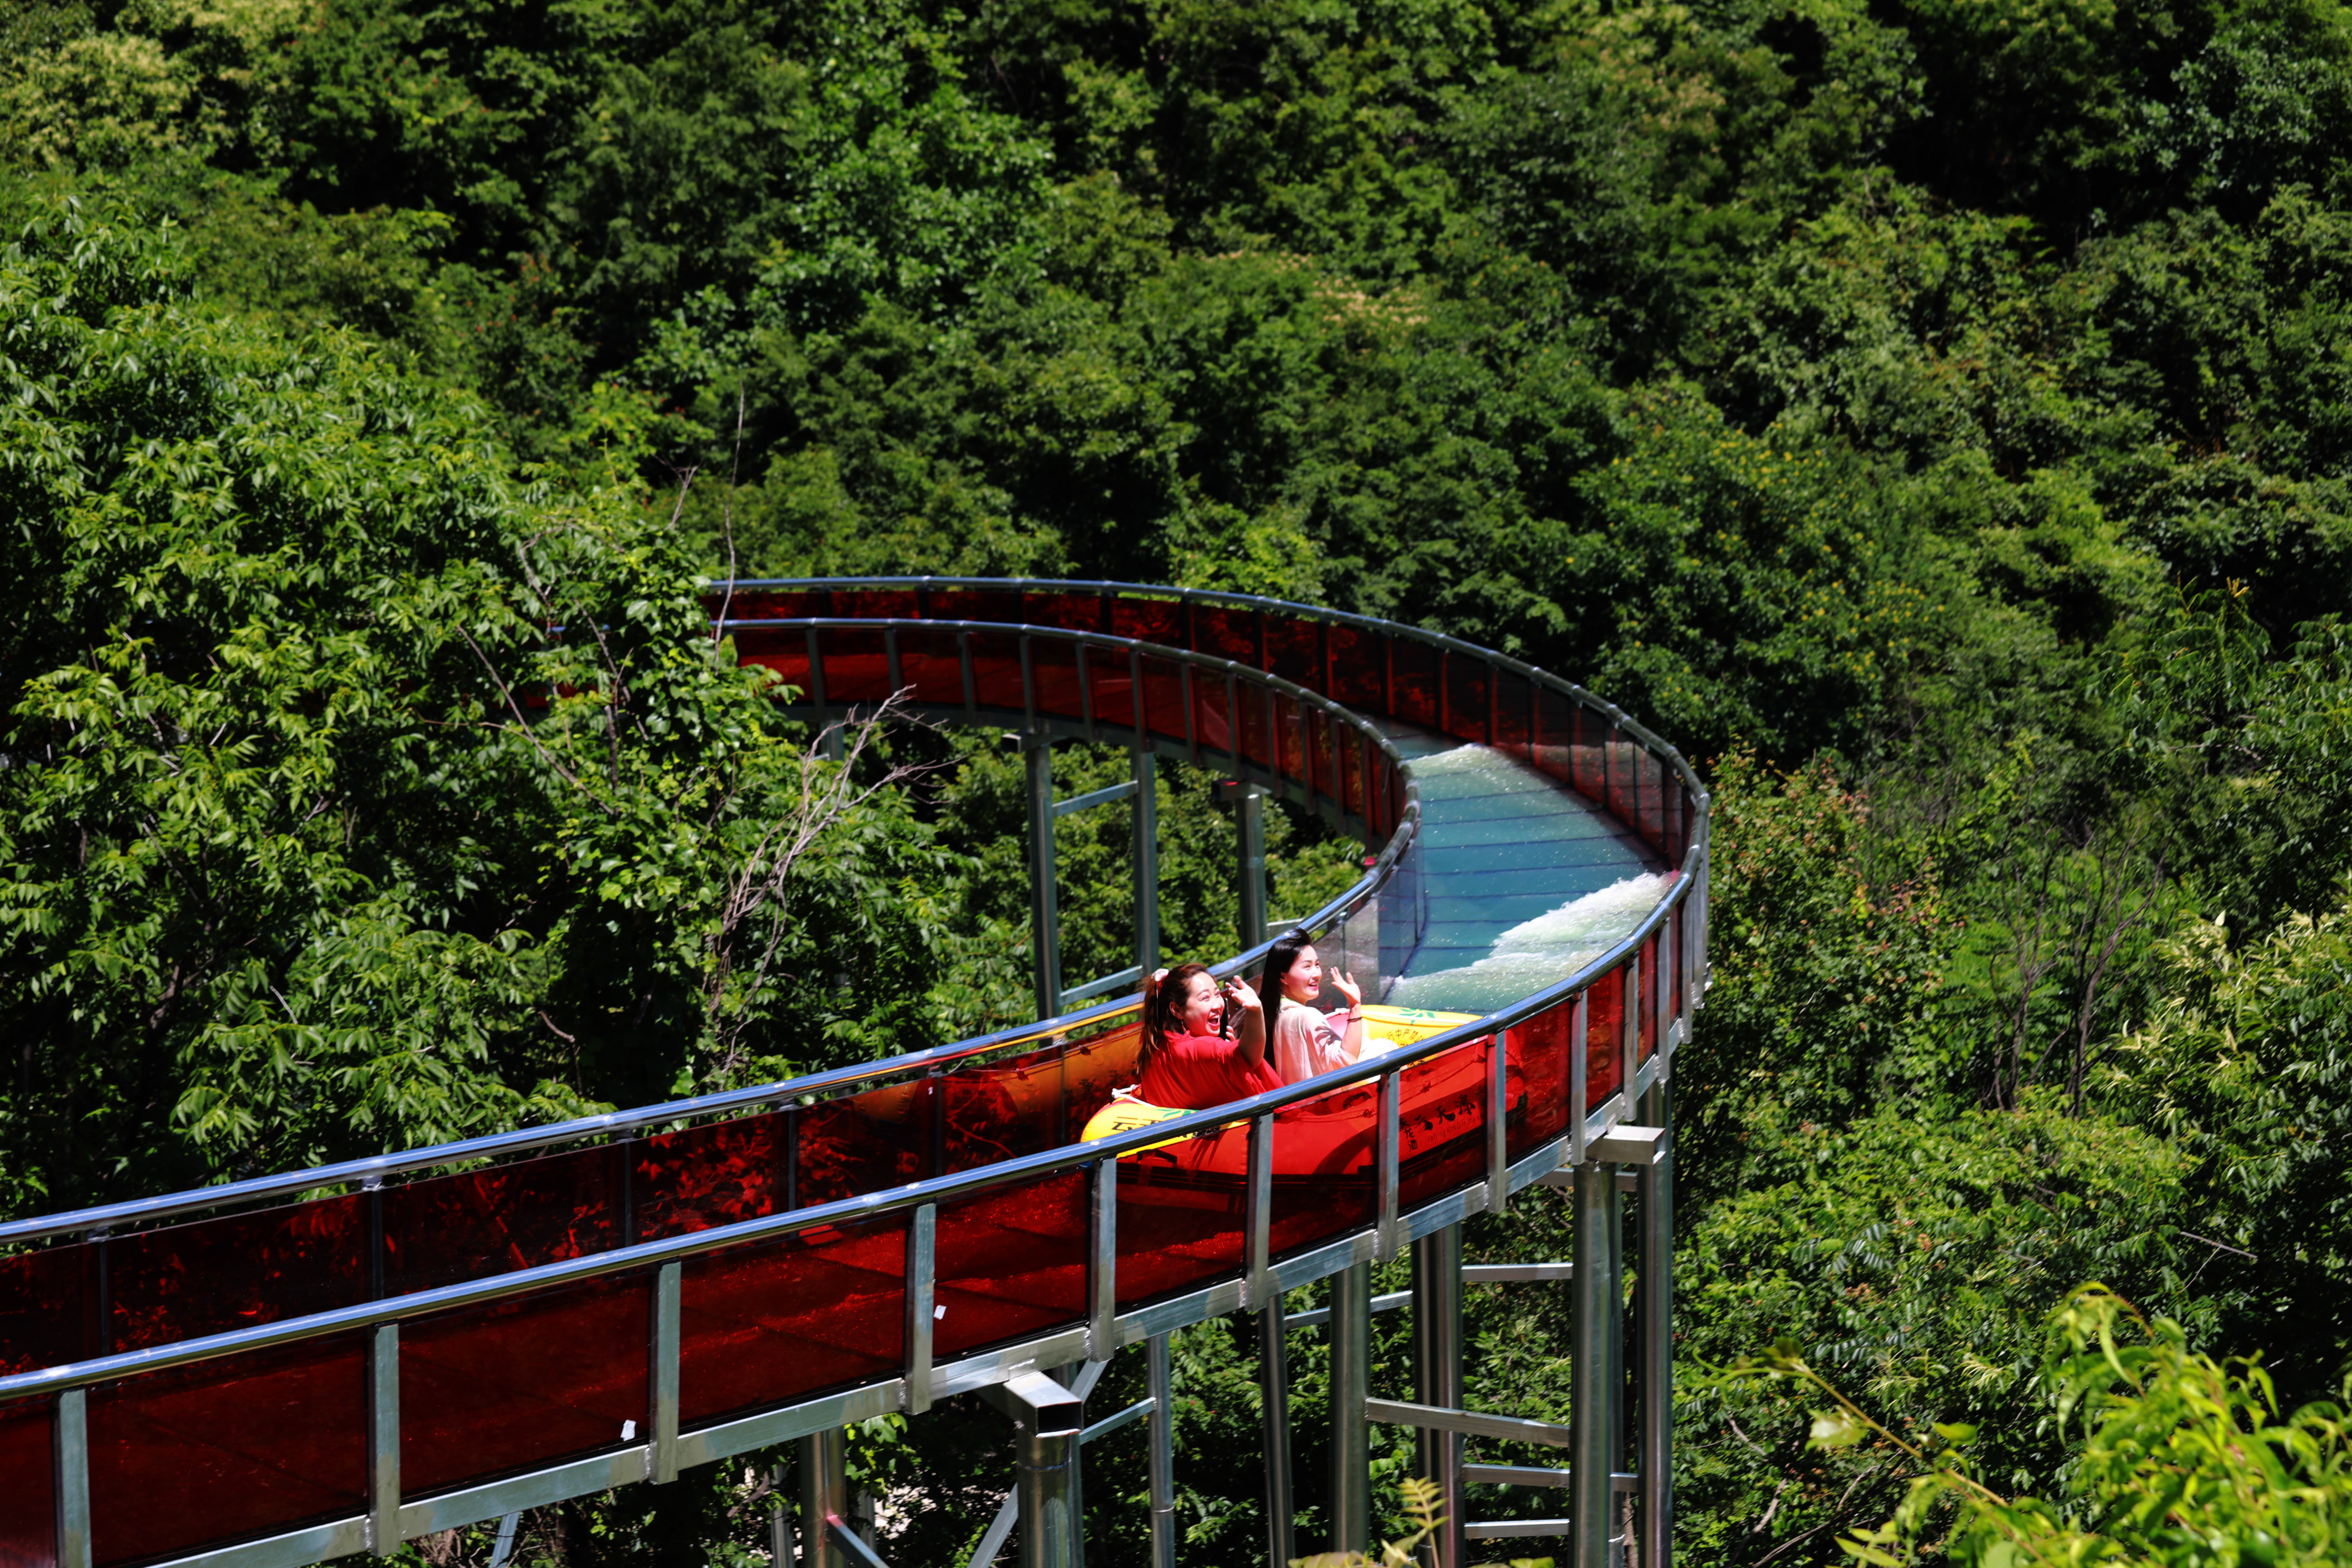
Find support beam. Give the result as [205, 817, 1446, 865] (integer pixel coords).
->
[979, 1371, 1085, 1568]
[799, 1427, 850, 1568]
[1259, 1295, 1296, 1568]
[1217, 780, 1268, 952]
[1413, 1226, 1465, 1568]
[1148, 1334, 1177, 1568]
[1024, 735, 1060, 1021]
[369, 1324, 399, 1554]
[1328, 1261, 1372, 1556]
[56, 1387, 89, 1568]
[1571, 1164, 1621, 1568]
[1132, 747, 1160, 978]
[1639, 1082, 1675, 1568]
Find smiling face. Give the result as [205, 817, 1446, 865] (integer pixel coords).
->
[1280, 944, 1322, 1002]
[1178, 970, 1225, 1036]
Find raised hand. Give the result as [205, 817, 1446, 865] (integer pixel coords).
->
[1330, 968, 1363, 1008]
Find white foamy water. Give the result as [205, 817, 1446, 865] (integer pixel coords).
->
[1386, 872, 1671, 1014]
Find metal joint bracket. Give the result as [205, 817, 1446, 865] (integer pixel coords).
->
[1591, 1125, 1667, 1167]
[978, 1370, 1085, 1436]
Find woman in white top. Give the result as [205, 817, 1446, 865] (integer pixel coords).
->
[1259, 933, 1367, 1084]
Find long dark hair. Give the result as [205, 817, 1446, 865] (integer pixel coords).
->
[1141, 962, 1220, 1071]
[1260, 932, 1315, 1042]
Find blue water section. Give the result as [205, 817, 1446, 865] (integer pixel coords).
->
[1373, 723, 1667, 1013]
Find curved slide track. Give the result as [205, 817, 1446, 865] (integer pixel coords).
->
[0, 582, 1709, 1568]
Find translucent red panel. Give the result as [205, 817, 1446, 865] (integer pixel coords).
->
[967, 631, 1025, 712]
[1442, 653, 1489, 746]
[1113, 1127, 1248, 1308]
[1530, 684, 1583, 798]
[1192, 672, 1233, 760]
[1606, 736, 1638, 827]
[729, 626, 812, 697]
[634, 1113, 789, 1242]
[718, 589, 817, 620]
[1110, 597, 1184, 646]
[1272, 694, 1306, 787]
[942, 1046, 1069, 1174]
[1310, 712, 1337, 806]
[1139, 657, 1188, 747]
[1192, 604, 1259, 666]
[897, 629, 964, 705]
[0, 1246, 91, 1374]
[678, 1214, 907, 1425]
[1396, 1040, 1490, 1210]
[798, 1080, 932, 1209]
[1494, 669, 1533, 759]
[1264, 615, 1319, 686]
[1639, 936, 1659, 1063]
[830, 589, 918, 620]
[1021, 591, 1106, 633]
[1091, 649, 1140, 737]
[927, 588, 1024, 626]
[816, 628, 891, 703]
[1390, 640, 1439, 727]
[934, 1170, 1090, 1360]
[1338, 730, 1364, 817]
[1028, 636, 1083, 721]
[384, 1144, 618, 1297]
[1586, 967, 1625, 1111]
[0, 1397, 54, 1568]
[91, 1332, 366, 1566]
[1326, 624, 1387, 714]
[1060, 1023, 1144, 1138]
[1508, 1001, 1573, 1161]
[401, 1273, 649, 1495]
[108, 1194, 368, 1354]
[1238, 685, 1273, 771]
[1268, 1084, 1377, 1256]
[1633, 750, 1665, 855]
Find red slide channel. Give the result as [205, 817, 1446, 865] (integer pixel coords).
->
[0, 581, 1707, 1568]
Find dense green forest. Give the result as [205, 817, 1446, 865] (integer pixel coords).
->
[4, 0, 2352, 1559]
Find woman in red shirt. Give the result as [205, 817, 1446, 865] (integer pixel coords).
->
[1138, 963, 1279, 1109]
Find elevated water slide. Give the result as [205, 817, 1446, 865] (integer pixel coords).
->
[0, 582, 1709, 1568]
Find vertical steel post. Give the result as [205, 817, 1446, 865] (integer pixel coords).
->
[369, 1323, 399, 1554]
[1571, 1163, 1621, 1568]
[981, 1371, 1086, 1568]
[770, 1463, 796, 1567]
[1412, 1226, 1465, 1568]
[1148, 1333, 1178, 1568]
[57, 1386, 90, 1568]
[906, 1204, 937, 1415]
[1638, 1082, 1674, 1568]
[1025, 733, 1061, 1021]
[652, 1261, 681, 1483]
[1233, 783, 1267, 952]
[1133, 747, 1160, 978]
[1328, 1260, 1373, 1556]
[1259, 1296, 1296, 1568]
[799, 1427, 850, 1568]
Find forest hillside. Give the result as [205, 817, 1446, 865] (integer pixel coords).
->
[3, 0, 2351, 1560]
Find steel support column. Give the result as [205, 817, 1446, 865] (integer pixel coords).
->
[1329, 1259, 1373, 1556]
[1413, 1227, 1465, 1568]
[1025, 734, 1060, 1021]
[1148, 1333, 1178, 1568]
[1638, 1082, 1674, 1568]
[1571, 1163, 1621, 1568]
[1259, 1295, 1296, 1568]
[1219, 781, 1268, 952]
[1133, 747, 1160, 977]
[799, 1427, 850, 1568]
[981, 1370, 1086, 1568]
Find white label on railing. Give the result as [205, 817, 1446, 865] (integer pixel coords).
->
[621, 1420, 636, 1441]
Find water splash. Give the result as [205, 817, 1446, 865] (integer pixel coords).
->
[1386, 871, 1672, 1014]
